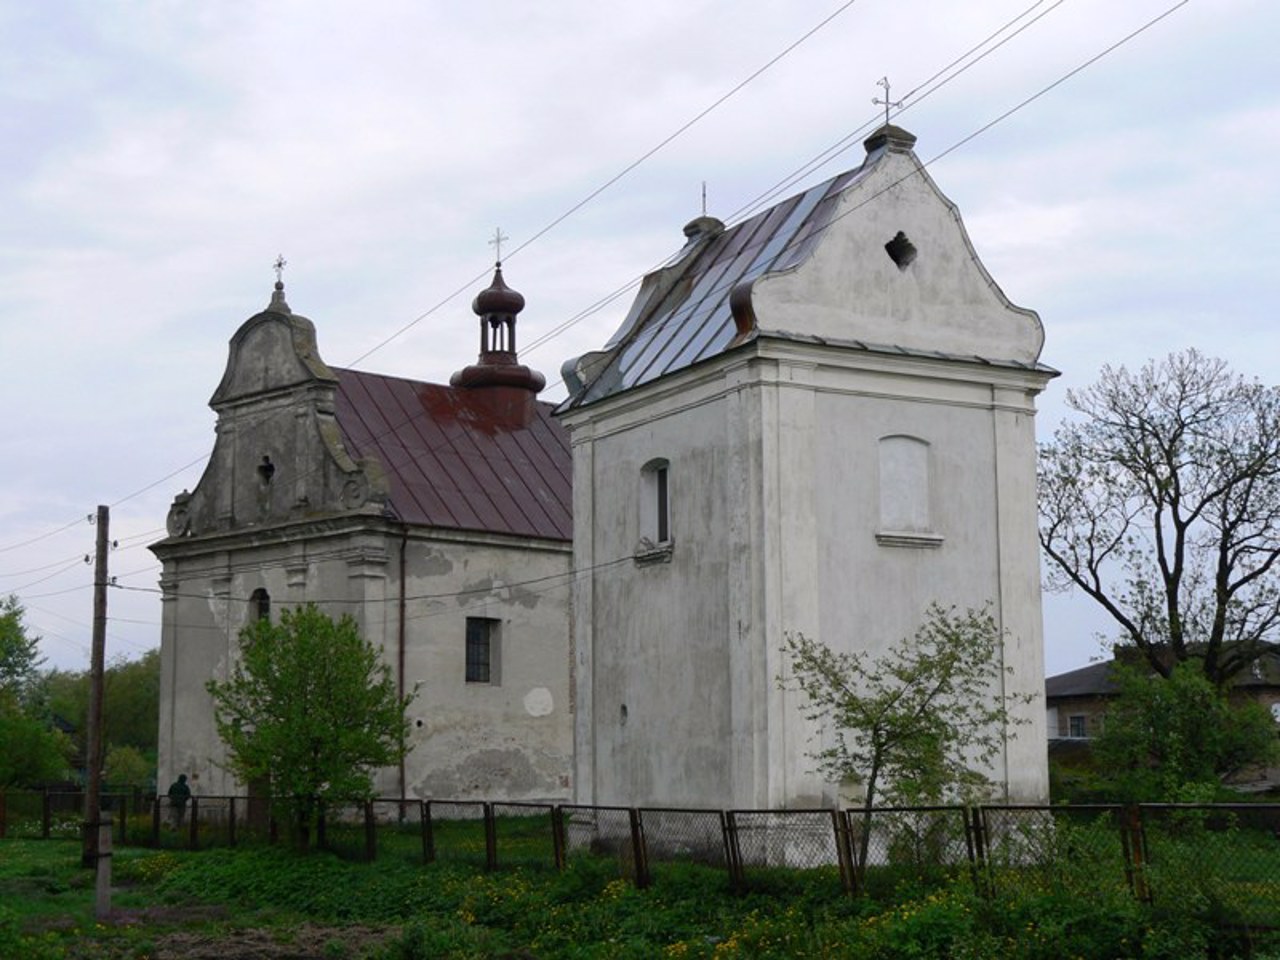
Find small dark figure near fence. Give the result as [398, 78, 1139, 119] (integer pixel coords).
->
[166, 775, 191, 827]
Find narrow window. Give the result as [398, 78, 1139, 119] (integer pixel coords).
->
[655, 465, 669, 543]
[466, 617, 501, 685]
[1068, 715, 1087, 739]
[250, 588, 271, 622]
[640, 458, 672, 547]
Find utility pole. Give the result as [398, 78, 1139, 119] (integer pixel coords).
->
[82, 504, 109, 868]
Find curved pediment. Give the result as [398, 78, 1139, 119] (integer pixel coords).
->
[210, 307, 337, 408]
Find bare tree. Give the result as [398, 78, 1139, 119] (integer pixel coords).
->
[1039, 349, 1280, 685]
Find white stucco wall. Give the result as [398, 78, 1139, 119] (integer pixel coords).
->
[155, 522, 573, 803]
[565, 343, 1051, 810]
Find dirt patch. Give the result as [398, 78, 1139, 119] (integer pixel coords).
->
[150, 924, 395, 959]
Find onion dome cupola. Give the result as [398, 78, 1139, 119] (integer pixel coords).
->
[450, 262, 547, 394]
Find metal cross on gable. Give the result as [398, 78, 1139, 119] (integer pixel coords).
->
[872, 76, 903, 126]
[273, 254, 287, 284]
[489, 228, 509, 265]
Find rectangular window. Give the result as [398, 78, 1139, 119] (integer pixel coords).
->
[465, 617, 500, 685]
[1068, 715, 1087, 739]
[655, 465, 669, 543]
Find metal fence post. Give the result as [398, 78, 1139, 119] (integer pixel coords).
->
[832, 810, 857, 896]
[42, 787, 51, 839]
[628, 809, 650, 889]
[228, 797, 237, 847]
[424, 798, 435, 870]
[150, 795, 160, 847]
[723, 811, 743, 892]
[188, 796, 199, 850]
[118, 795, 127, 846]
[1120, 804, 1151, 904]
[364, 800, 377, 862]
[964, 807, 992, 899]
[0, 790, 7, 840]
[551, 805, 566, 871]
[423, 801, 436, 864]
[483, 803, 497, 871]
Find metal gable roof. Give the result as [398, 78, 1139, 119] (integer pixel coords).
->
[570, 166, 869, 407]
[333, 367, 572, 542]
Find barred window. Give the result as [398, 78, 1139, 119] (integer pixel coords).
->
[465, 617, 501, 685]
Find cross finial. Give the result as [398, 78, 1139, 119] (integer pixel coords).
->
[488, 228, 509, 266]
[872, 76, 903, 126]
[273, 254, 287, 285]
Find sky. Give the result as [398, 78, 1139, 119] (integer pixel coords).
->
[1, 0, 1276, 678]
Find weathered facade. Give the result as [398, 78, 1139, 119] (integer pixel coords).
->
[151, 274, 574, 801]
[559, 125, 1055, 808]
[156, 122, 1055, 810]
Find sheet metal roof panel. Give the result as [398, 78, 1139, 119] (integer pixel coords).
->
[573, 166, 869, 406]
[333, 368, 572, 541]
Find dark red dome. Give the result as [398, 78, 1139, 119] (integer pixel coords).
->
[473, 266, 525, 317]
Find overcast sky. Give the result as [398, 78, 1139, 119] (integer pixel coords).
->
[2, 0, 1275, 678]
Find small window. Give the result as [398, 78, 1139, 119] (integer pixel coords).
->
[640, 459, 671, 546]
[1068, 715, 1087, 739]
[250, 588, 270, 622]
[465, 617, 501, 685]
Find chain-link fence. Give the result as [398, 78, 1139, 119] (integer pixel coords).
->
[979, 805, 1130, 901]
[490, 802, 559, 871]
[852, 806, 970, 897]
[1139, 804, 1280, 928]
[727, 809, 848, 893]
[424, 800, 491, 869]
[561, 804, 646, 885]
[4, 789, 1279, 922]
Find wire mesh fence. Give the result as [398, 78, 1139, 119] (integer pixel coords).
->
[3, 788, 1279, 921]
[491, 802, 559, 871]
[727, 809, 848, 893]
[370, 799, 428, 865]
[561, 804, 646, 884]
[1139, 804, 1280, 928]
[979, 804, 1130, 901]
[850, 806, 970, 896]
[425, 800, 491, 869]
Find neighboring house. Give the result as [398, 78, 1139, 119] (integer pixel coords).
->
[558, 124, 1054, 808]
[151, 269, 574, 802]
[1046, 652, 1280, 742]
[154, 122, 1056, 808]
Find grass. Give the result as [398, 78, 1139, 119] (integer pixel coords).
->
[2, 825, 1279, 959]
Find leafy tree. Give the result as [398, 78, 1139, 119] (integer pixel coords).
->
[0, 594, 43, 701]
[1039, 350, 1280, 685]
[0, 692, 72, 786]
[206, 604, 414, 847]
[781, 605, 1032, 872]
[40, 648, 160, 766]
[1092, 661, 1279, 801]
[103, 744, 151, 788]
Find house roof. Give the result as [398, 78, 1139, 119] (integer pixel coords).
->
[1045, 661, 1121, 699]
[333, 368, 572, 542]
[562, 166, 868, 409]
[1045, 650, 1280, 700]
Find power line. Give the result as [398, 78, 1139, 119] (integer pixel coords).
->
[346, 0, 864, 367]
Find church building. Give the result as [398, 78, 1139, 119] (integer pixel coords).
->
[152, 263, 575, 802]
[153, 123, 1054, 808]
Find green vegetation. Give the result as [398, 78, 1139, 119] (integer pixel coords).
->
[207, 605, 415, 848]
[1, 826, 1278, 960]
[40, 647, 161, 786]
[0, 595, 72, 787]
[781, 606, 1030, 810]
[1093, 662, 1280, 801]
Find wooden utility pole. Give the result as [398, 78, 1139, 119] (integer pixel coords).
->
[82, 504, 109, 868]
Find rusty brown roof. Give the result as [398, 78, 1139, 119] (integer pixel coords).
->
[333, 368, 572, 541]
